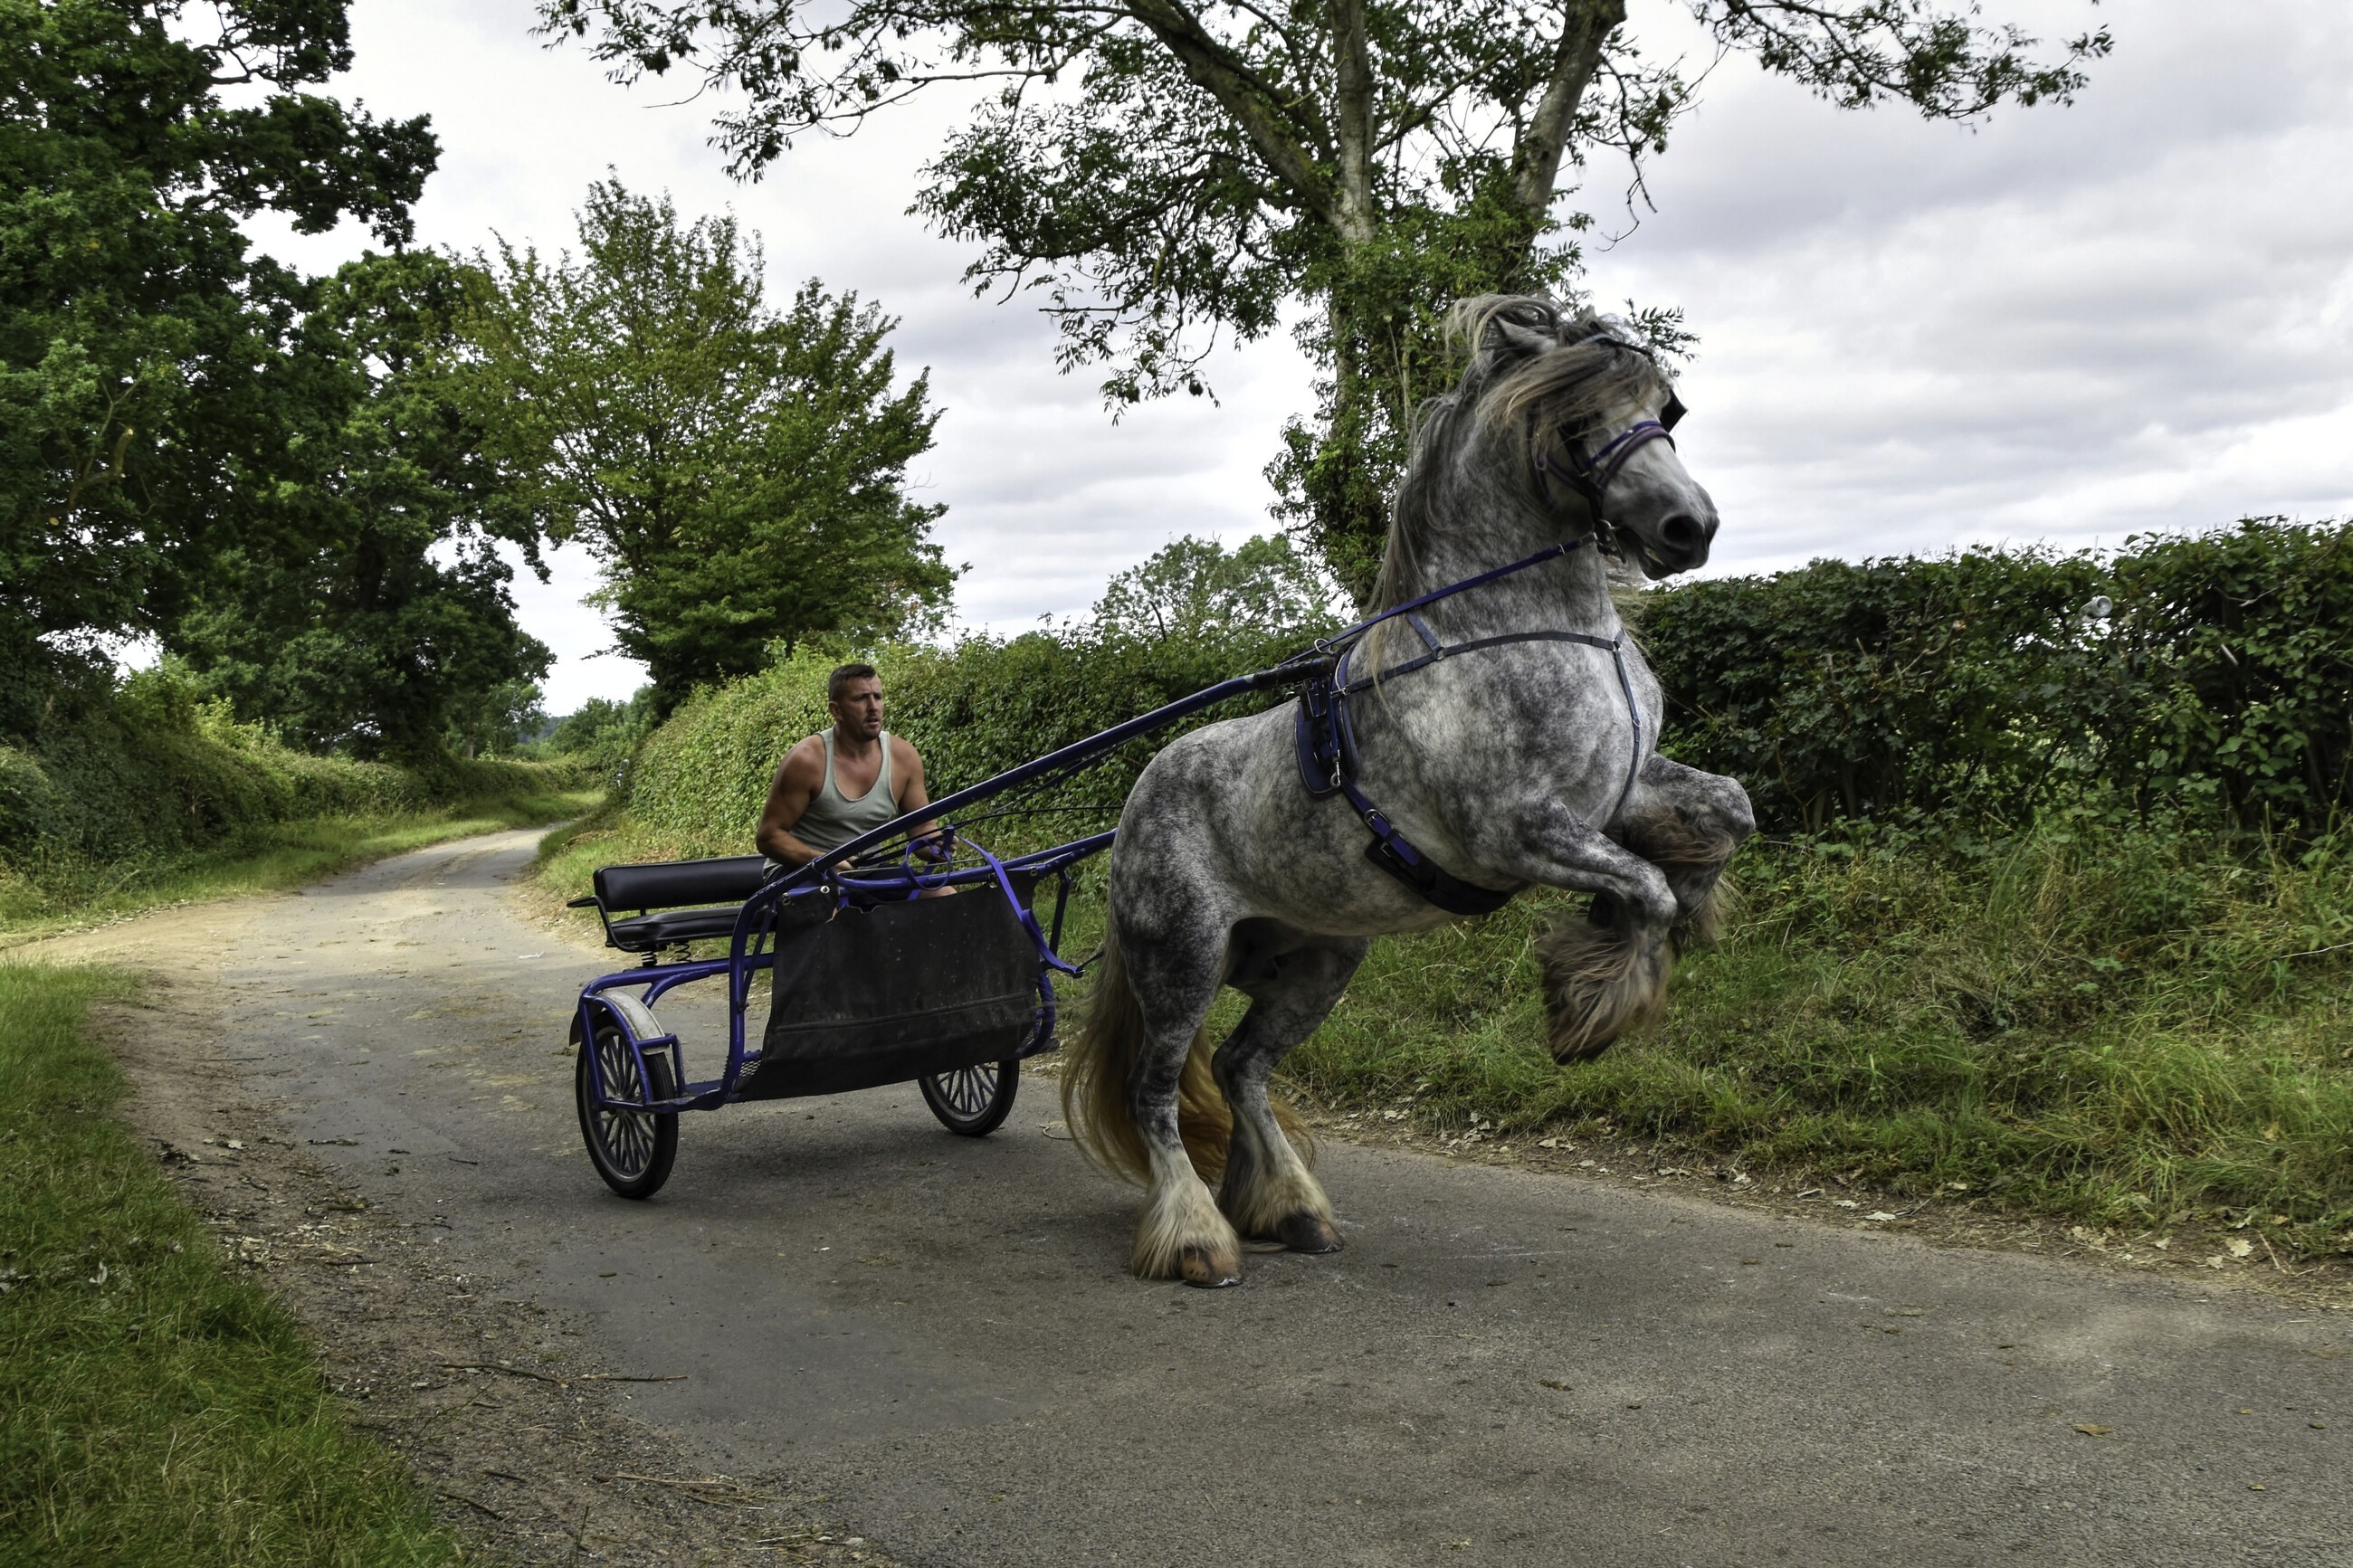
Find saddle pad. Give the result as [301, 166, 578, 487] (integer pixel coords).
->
[746, 886, 1040, 1100]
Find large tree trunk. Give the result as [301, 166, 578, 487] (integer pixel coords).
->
[1280, 4, 1623, 600]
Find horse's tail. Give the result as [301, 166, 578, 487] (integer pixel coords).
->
[1061, 928, 1235, 1184]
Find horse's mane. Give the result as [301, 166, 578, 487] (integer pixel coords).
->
[1369, 295, 1672, 612]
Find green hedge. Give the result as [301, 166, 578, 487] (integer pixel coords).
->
[1647, 518, 2353, 832]
[629, 622, 1327, 854]
[630, 518, 2353, 849]
[1, 665, 574, 870]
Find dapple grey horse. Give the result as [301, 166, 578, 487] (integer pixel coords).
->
[1064, 294, 1756, 1287]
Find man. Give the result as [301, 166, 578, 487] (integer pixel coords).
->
[756, 662, 938, 875]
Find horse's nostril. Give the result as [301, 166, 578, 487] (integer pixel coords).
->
[1660, 514, 1702, 553]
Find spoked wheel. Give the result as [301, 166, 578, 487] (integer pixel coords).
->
[919, 1060, 1020, 1136]
[575, 1022, 680, 1199]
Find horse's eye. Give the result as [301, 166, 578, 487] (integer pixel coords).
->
[1660, 392, 1687, 432]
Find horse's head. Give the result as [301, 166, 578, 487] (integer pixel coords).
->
[1448, 295, 1719, 578]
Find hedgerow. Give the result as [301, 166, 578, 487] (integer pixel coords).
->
[1646, 518, 2353, 833]
[626, 518, 2352, 850]
[1, 663, 583, 920]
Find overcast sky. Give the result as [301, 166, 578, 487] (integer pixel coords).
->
[251, 0, 2353, 712]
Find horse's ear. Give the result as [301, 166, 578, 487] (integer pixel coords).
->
[1448, 294, 1561, 366]
[1488, 316, 1557, 361]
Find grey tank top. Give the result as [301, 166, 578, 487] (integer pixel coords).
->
[792, 730, 899, 854]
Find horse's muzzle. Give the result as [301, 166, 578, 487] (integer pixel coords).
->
[1643, 511, 1715, 575]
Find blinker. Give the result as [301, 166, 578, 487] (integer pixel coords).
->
[1660, 392, 1687, 432]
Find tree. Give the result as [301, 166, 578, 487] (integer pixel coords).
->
[467, 180, 954, 708]
[537, 0, 2109, 600]
[167, 252, 553, 762]
[530, 686, 661, 777]
[0, 0, 436, 731]
[1091, 533, 1340, 645]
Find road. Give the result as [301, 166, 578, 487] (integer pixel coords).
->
[48, 829, 2353, 1566]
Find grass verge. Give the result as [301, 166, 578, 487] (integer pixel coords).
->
[1294, 822, 2353, 1257]
[1, 787, 602, 943]
[0, 964, 459, 1566]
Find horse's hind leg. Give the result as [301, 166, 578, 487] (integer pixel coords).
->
[1112, 896, 1248, 1288]
[1213, 930, 1369, 1254]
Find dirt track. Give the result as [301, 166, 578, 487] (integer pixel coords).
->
[24, 829, 2353, 1566]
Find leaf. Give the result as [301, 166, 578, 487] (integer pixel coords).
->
[2072, 1422, 2112, 1437]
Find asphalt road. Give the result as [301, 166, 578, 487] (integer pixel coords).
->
[80, 831, 2353, 1566]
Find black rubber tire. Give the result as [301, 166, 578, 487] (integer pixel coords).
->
[576, 1022, 680, 1199]
[918, 1060, 1020, 1136]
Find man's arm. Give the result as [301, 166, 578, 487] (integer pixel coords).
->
[755, 738, 836, 868]
[891, 735, 945, 857]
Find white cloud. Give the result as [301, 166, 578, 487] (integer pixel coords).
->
[1596, 0, 2353, 573]
[252, 0, 2353, 710]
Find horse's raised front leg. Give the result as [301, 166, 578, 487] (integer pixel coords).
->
[1213, 928, 1369, 1254]
[1612, 755, 1757, 954]
[1470, 801, 1684, 1060]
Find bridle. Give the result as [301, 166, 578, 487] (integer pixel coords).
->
[1529, 335, 1688, 528]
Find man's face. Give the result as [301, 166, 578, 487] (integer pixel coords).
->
[831, 678, 884, 741]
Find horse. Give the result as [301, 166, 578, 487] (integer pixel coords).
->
[1062, 293, 1757, 1287]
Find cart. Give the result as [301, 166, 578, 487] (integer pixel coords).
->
[564, 662, 1314, 1199]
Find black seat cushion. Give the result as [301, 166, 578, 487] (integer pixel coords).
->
[604, 905, 748, 953]
[594, 855, 767, 916]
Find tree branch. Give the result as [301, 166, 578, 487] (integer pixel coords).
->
[1330, 0, 1376, 243]
[1119, 0, 1344, 232]
[1511, 0, 1624, 219]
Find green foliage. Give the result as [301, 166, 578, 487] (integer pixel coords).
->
[1645, 518, 2353, 834]
[529, 688, 662, 783]
[625, 534, 1340, 851]
[543, 0, 2107, 586]
[2110, 521, 2353, 833]
[467, 179, 951, 708]
[167, 252, 551, 762]
[1289, 820, 2353, 1253]
[0, 662, 579, 925]
[0, 964, 458, 1564]
[1088, 533, 1341, 644]
[0, 0, 436, 733]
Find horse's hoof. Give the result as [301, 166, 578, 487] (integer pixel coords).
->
[1275, 1212, 1344, 1254]
[1179, 1245, 1242, 1288]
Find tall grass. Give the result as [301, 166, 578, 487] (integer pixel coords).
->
[0, 965, 457, 1566]
[1291, 821, 2353, 1252]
